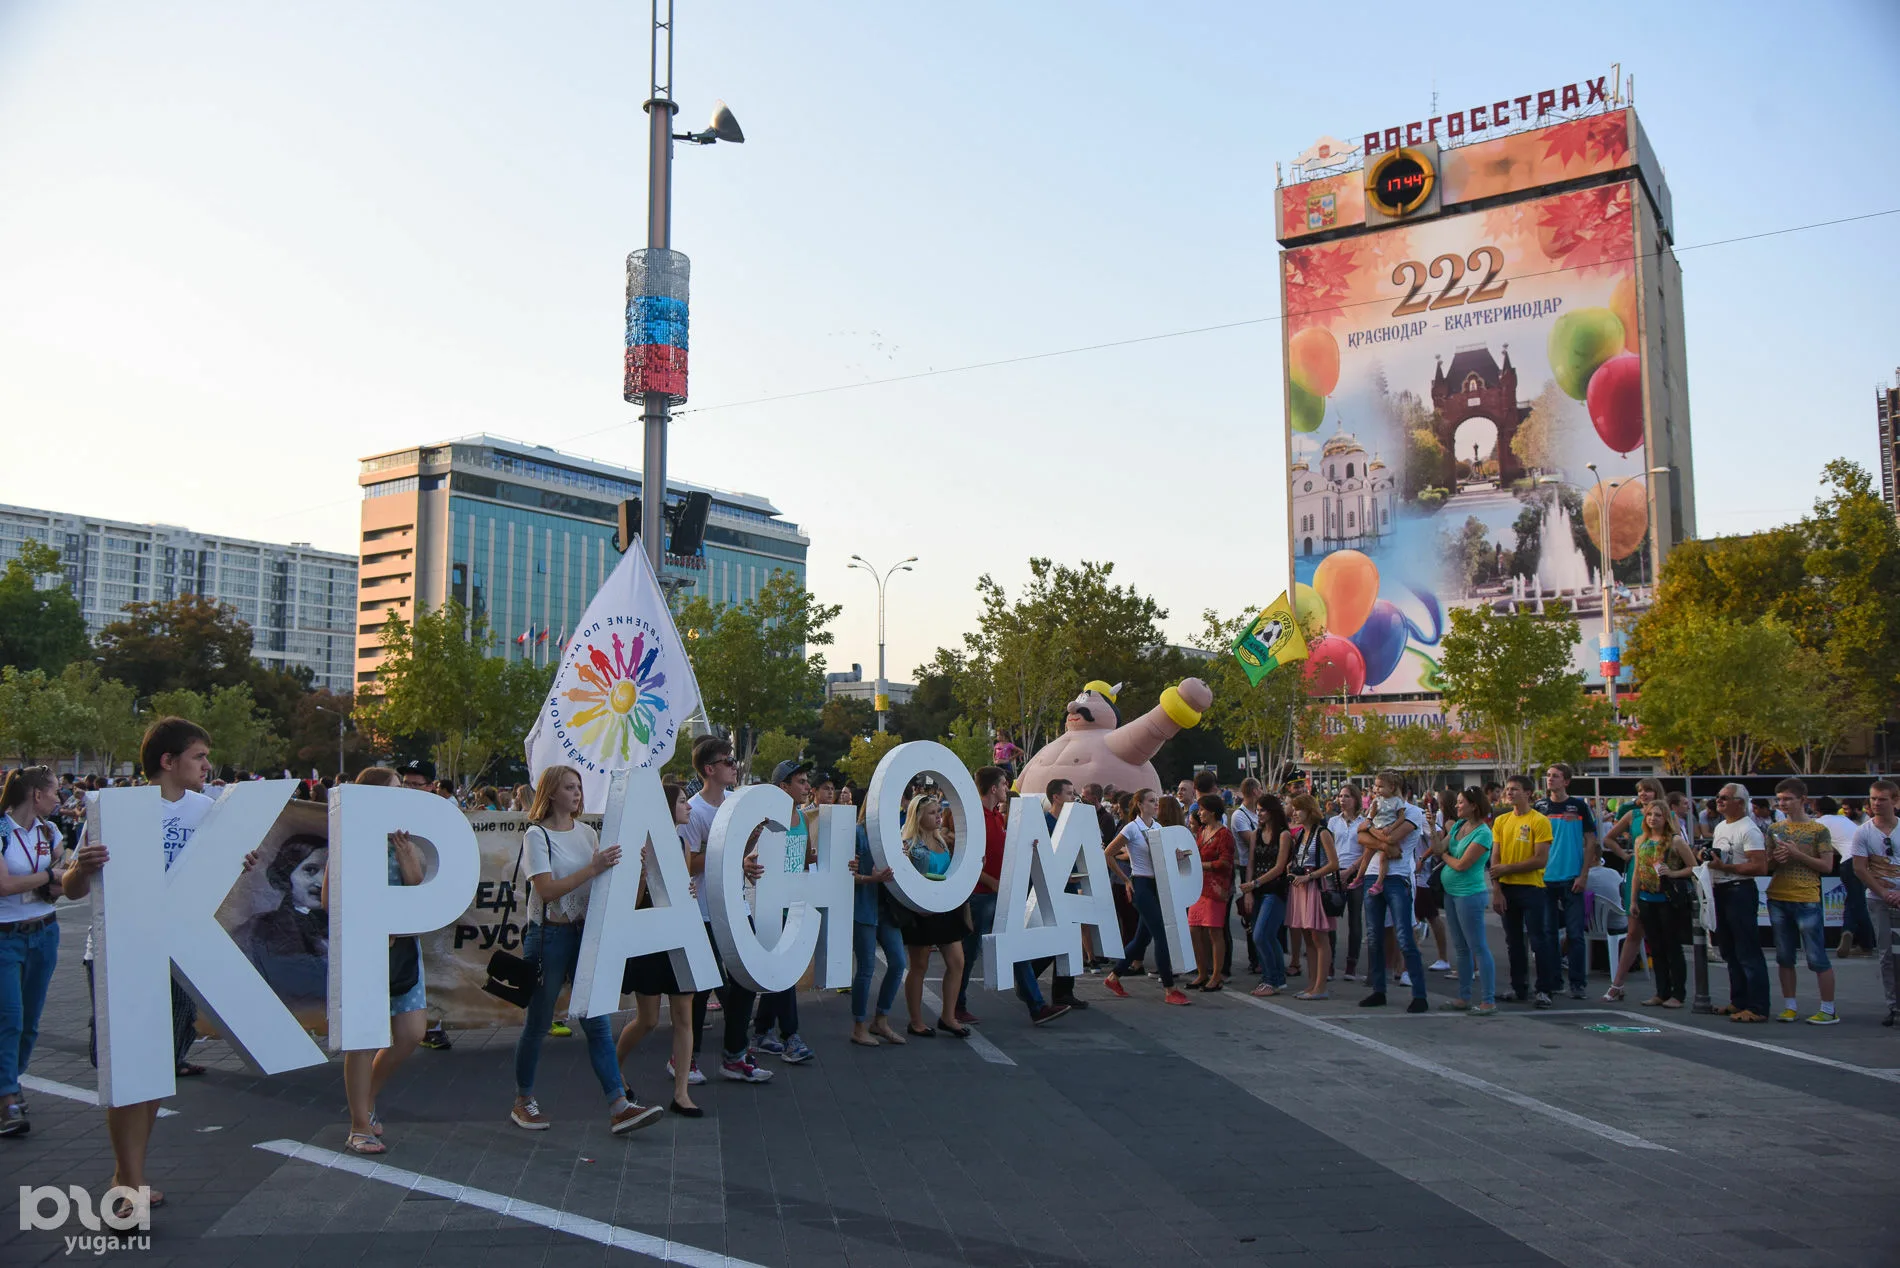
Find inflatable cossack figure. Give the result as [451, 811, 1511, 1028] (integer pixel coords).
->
[1015, 678, 1213, 797]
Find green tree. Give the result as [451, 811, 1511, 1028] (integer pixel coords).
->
[1627, 614, 1800, 775]
[0, 666, 94, 763]
[836, 731, 903, 791]
[1772, 646, 1861, 775]
[675, 571, 840, 775]
[1530, 692, 1618, 770]
[1334, 712, 1395, 775]
[360, 600, 551, 786]
[149, 682, 286, 773]
[0, 540, 87, 674]
[943, 715, 991, 774]
[751, 729, 806, 776]
[807, 696, 874, 774]
[1390, 718, 1467, 789]
[285, 688, 369, 778]
[890, 668, 960, 742]
[96, 594, 256, 698]
[1437, 604, 1587, 777]
[59, 662, 141, 773]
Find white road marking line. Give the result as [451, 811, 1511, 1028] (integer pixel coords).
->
[919, 984, 1015, 1066]
[1232, 993, 1672, 1152]
[1587, 1008, 1900, 1084]
[254, 1139, 766, 1267]
[22, 1074, 179, 1116]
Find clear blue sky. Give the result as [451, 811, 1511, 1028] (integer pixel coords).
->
[2, 1, 1895, 684]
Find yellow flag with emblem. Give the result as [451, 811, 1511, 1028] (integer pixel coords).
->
[1230, 592, 1309, 687]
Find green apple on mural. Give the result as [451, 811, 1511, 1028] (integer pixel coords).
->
[1547, 307, 1626, 400]
[1290, 380, 1326, 433]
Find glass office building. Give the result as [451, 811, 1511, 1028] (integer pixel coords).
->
[355, 434, 807, 685]
[0, 502, 358, 693]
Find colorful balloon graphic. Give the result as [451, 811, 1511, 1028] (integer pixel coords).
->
[1303, 635, 1366, 696]
[1349, 600, 1408, 687]
[1586, 352, 1644, 454]
[1288, 327, 1340, 398]
[1293, 582, 1328, 641]
[1312, 549, 1379, 638]
[1290, 381, 1326, 433]
[1582, 476, 1650, 560]
[1609, 276, 1641, 355]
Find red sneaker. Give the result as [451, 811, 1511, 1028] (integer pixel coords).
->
[1163, 989, 1192, 1006]
[1103, 976, 1130, 999]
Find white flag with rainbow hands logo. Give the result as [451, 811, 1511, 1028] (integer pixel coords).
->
[524, 546, 702, 806]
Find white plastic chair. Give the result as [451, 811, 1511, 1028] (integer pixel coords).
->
[1585, 891, 1630, 979]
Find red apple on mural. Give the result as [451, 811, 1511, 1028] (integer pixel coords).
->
[1586, 352, 1644, 454]
[1288, 326, 1340, 398]
[1303, 635, 1366, 696]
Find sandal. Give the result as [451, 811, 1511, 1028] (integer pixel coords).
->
[369, 1111, 383, 1138]
[1602, 985, 1625, 1002]
[871, 1022, 906, 1045]
[345, 1132, 386, 1156]
[1251, 983, 1278, 998]
[1199, 981, 1224, 993]
[905, 1024, 936, 1038]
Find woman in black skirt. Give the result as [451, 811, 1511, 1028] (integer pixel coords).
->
[615, 781, 703, 1117]
[898, 794, 973, 1039]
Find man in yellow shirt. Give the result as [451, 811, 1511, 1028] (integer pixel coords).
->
[1767, 777, 1838, 1024]
[1488, 774, 1557, 1007]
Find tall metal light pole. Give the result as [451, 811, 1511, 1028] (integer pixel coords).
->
[627, 0, 743, 577]
[848, 554, 916, 732]
[311, 703, 349, 780]
[1585, 462, 1671, 776]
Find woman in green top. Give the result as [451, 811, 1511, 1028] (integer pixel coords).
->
[1430, 787, 1497, 1014]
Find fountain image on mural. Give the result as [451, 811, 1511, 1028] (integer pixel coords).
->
[1282, 155, 1656, 697]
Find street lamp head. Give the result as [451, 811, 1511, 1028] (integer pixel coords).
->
[849, 554, 864, 562]
[1647, 466, 1671, 475]
[1585, 461, 1599, 473]
[901, 556, 918, 565]
[679, 100, 745, 145]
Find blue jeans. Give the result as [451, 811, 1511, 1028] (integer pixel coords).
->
[1113, 876, 1175, 988]
[1500, 883, 1558, 997]
[1839, 864, 1877, 949]
[1714, 881, 1770, 1015]
[515, 922, 625, 1101]
[1547, 879, 1588, 992]
[1444, 892, 1495, 1006]
[1251, 893, 1287, 988]
[1768, 899, 1829, 972]
[0, 919, 58, 1097]
[753, 990, 799, 1039]
[852, 920, 906, 1022]
[960, 891, 1049, 1014]
[1367, 880, 1426, 999]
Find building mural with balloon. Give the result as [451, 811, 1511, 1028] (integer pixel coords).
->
[1275, 94, 1695, 700]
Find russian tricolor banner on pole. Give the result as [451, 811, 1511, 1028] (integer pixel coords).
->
[525, 546, 701, 807]
[624, 248, 690, 404]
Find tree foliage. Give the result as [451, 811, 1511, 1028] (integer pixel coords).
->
[836, 731, 903, 791]
[0, 667, 94, 763]
[0, 540, 87, 675]
[1437, 604, 1587, 777]
[1530, 691, 1618, 771]
[1391, 719, 1468, 788]
[1628, 615, 1802, 776]
[943, 716, 991, 775]
[149, 683, 286, 773]
[751, 729, 806, 777]
[360, 600, 551, 786]
[95, 594, 256, 698]
[675, 570, 839, 775]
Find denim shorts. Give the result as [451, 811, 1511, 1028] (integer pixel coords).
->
[392, 962, 428, 1016]
[1767, 899, 1828, 972]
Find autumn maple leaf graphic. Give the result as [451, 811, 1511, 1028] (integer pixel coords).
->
[1585, 115, 1630, 164]
[1540, 118, 1595, 168]
[1284, 243, 1364, 326]
[1533, 185, 1634, 276]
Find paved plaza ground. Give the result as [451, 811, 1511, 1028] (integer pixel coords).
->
[4, 902, 1898, 1267]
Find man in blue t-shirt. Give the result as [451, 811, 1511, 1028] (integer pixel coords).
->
[1535, 763, 1599, 999]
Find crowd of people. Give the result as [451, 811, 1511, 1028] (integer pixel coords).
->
[2, 718, 1896, 1225]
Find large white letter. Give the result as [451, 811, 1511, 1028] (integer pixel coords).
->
[93, 783, 328, 1106]
[326, 785, 481, 1052]
[984, 799, 1126, 991]
[1147, 823, 1202, 976]
[704, 788, 852, 993]
[1053, 800, 1124, 964]
[863, 741, 981, 912]
[569, 769, 720, 1018]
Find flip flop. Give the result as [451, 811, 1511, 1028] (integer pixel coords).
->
[345, 1133, 386, 1156]
[1251, 984, 1278, 998]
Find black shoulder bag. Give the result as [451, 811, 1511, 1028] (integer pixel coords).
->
[482, 830, 540, 1009]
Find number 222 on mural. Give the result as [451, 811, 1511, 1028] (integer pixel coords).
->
[1392, 247, 1508, 316]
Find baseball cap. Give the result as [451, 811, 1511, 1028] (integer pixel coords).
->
[771, 758, 814, 786]
[400, 758, 436, 781]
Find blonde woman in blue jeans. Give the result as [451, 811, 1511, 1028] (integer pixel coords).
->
[1431, 787, 1498, 1016]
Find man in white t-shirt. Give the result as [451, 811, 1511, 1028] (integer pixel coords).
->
[1848, 779, 1900, 1025]
[682, 737, 770, 1084]
[1358, 771, 1429, 1012]
[1815, 796, 1877, 958]
[1704, 782, 1770, 1022]
[1328, 783, 1368, 981]
[63, 716, 215, 1212]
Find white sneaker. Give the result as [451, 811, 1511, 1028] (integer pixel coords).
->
[667, 1058, 708, 1086]
[1398, 973, 1412, 987]
[1428, 960, 1451, 972]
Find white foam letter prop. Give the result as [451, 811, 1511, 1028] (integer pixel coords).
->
[1147, 823, 1202, 976]
[984, 799, 1126, 991]
[705, 788, 853, 993]
[93, 782, 328, 1106]
[327, 785, 482, 1052]
[863, 741, 982, 912]
[569, 769, 720, 1018]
